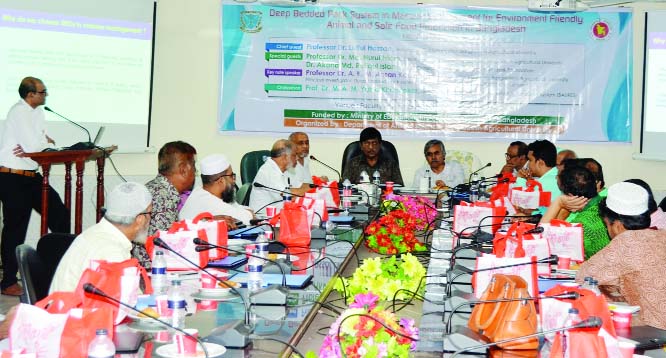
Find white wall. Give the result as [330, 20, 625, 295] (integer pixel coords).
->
[47, 0, 666, 206]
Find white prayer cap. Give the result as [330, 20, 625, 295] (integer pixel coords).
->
[606, 182, 649, 216]
[200, 154, 230, 175]
[105, 182, 152, 218]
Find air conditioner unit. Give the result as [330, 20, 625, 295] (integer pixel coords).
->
[528, 0, 584, 11]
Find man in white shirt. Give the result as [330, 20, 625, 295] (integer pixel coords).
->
[50, 182, 152, 293]
[249, 139, 310, 213]
[286, 132, 313, 187]
[0, 77, 70, 296]
[179, 154, 254, 225]
[500, 141, 529, 178]
[412, 139, 464, 189]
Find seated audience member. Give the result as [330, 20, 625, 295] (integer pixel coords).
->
[50, 182, 152, 293]
[341, 127, 403, 185]
[412, 139, 464, 189]
[576, 182, 666, 329]
[541, 165, 610, 259]
[578, 158, 606, 195]
[556, 149, 577, 171]
[660, 196, 666, 214]
[516, 139, 561, 214]
[250, 139, 309, 212]
[180, 154, 254, 225]
[501, 141, 529, 178]
[131, 141, 197, 269]
[625, 179, 666, 230]
[287, 132, 325, 186]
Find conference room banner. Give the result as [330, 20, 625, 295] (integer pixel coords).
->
[220, 4, 632, 142]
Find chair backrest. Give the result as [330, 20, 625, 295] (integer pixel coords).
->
[240, 150, 271, 184]
[16, 244, 44, 304]
[340, 140, 399, 173]
[446, 149, 483, 180]
[236, 182, 253, 206]
[16, 233, 76, 304]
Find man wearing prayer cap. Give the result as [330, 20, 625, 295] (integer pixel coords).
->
[179, 154, 254, 225]
[50, 182, 153, 293]
[576, 182, 666, 329]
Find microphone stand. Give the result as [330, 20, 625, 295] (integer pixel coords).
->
[195, 239, 290, 306]
[82, 283, 210, 358]
[449, 317, 602, 357]
[444, 292, 580, 333]
[310, 155, 342, 182]
[444, 255, 557, 297]
[153, 238, 253, 348]
[44, 106, 94, 149]
[467, 163, 492, 187]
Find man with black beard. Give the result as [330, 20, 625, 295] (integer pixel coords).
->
[179, 154, 254, 225]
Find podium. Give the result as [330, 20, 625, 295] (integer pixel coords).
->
[25, 146, 117, 235]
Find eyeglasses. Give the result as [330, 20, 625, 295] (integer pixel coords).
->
[137, 211, 153, 217]
[426, 151, 444, 157]
[35, 89, 48, 95]
[220, 173, 236, 180]
[362, 140, 380, 148]
[505, 153, 521, 160]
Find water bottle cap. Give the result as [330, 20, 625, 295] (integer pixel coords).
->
[155, 251, 163, 256]
[568, 308, 579, 314]
[171, 280, 181, 286]
[96, 328, 108, 335]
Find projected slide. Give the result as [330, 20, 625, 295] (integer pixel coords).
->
[641, 11, 666, 158]
[0, 0, 154, 151]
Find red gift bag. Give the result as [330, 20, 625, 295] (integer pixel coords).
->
[307, 177, 340, 207]
[74, 258, 152, 324]
[189, 212, 229, 260]
[510, 180, 552, 209]
[550, 330, 609, 358]
[493, 222, 551, 275]
[453, 201, 507, 236]
[270, 201, 312, 247]
[472, 254, 539, 299]
[541, 220, 584, 262]
[145, 224, 211, 270]
[490, 172, 517, 202]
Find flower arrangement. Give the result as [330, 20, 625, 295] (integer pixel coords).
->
[385, 194, 437, 231]
[335, 254, 426, 303]
[365, 209, 426, 254]
[310, 292, 419, 358]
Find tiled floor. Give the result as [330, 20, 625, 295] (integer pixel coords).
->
[0, 290, 20, 315]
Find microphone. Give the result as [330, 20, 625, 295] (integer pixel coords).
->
[525, 226, 545, 234]
[444, 256, 558, 297]
[195, 239, 290, 308]
[44, 106, 94, 150]
[468, 162, 492, 184]
[310, 155, 342, 182]
[194, 238, 290, 287]
[253, 199, 284, 215]
[445, 291, 580, 333]
[82, 283, 210, 358]
[152, 238, 253, 348]
[449, 316, 602, 357]
[253, 182, 304, 197]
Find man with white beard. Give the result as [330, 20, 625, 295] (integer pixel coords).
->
[49, 182, 153, 293]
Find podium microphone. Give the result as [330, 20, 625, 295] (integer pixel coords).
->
[449, 316, 603, 357]
[83, 283, 210, 358]
[44, 106, 94, 150]
[309, 155, 342, 182]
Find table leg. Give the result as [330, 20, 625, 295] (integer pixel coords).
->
[64, 162, 72, 212]
[96, 156, 106, 222]
[75, 160, 85, 234]
[40, 163, 51, 236]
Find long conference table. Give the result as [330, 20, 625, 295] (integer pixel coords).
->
[125, 196, 666, 358]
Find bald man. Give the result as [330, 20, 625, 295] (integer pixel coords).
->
[249, 139, 309, 213]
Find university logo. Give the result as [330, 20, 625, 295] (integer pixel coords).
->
[591, 20, 610, 40]
[240, 11, 262, 33]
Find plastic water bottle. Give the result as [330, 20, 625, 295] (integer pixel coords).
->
[478, 180, 487, 201]
[581, 276, 593, 290]
[589, 279, 602, 296]
[562, 308, 582, 358]
[151, 251, 168, 295]
[167, 280, 187, 329]
[342, 179, 352, 209]
[87, 329, 115, 358]
[247, 252, 264, 293]
[282, 186, 292, 202]
[255, 232, 269, 264]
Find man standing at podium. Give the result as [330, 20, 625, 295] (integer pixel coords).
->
[0, 77, 70, 296]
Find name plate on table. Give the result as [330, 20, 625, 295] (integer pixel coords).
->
[229, 273, 313, 289]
